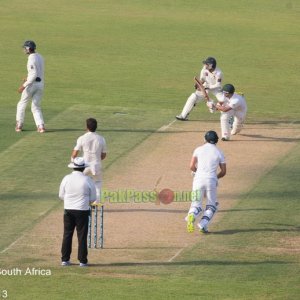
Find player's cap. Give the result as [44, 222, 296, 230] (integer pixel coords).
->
[68, 157, 89, 169]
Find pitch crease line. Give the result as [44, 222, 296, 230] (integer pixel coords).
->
[157, 120, 176, 132]
[168, 247, 185, 262]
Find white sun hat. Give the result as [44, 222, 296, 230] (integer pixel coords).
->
[68, 157, 89, 169]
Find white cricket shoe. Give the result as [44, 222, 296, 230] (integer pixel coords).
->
[197, 224, 209, 234]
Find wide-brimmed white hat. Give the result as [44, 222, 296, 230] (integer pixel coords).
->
[68, 157, 89, 169]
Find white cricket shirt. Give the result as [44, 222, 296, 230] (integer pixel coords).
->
[228, 93, 247, 119]
[193, 143, 225, 181]
[23, 53, 44, 87]
[59, 171, 97, 210]
[200, 67, 223, 90]
[74, 132, 107, 176]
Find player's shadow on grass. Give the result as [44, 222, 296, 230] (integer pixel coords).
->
[43, 128, 83, 133]
[90, 260, 291, 268]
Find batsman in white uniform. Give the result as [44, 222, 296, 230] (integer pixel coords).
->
[16, 40, 45, 133]
[186, 131, 226, 234]
[71, 118, 107, 203]
[216, 84, 247, 141]
[176, 57, 224, 121]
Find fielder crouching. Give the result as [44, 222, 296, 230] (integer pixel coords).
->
[215, 84, 247, 141]
[186, 131, 226, 234]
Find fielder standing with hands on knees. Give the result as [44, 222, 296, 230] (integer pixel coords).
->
[16, 40, 46, 133]
[186, 131, 226, 234]
[59, 157, 97, 267]
[71, 118, 107, 204]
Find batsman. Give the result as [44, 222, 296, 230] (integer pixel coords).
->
[176, 57, 224, 121]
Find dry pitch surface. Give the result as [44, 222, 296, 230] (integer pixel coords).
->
[2, 120, 300, 266]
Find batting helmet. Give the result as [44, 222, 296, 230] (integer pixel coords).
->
[23, 40, 36, 51]
[222, 84, 235, 94]
[205, 130, 219, 144]
[202, 57, 217, 69]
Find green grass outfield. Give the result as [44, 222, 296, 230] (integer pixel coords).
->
[0, 0, 300, 299]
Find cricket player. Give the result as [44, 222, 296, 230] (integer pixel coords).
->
[71, 118, 107, 203]
[176, 57, 224, 121]
[186, 131, 226, 234]
[216, 84, 247, 141]
[16, 40, 45, 133]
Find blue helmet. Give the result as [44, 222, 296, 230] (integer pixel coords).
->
[23, 40, 36, 50]
[202, 57, 217, 69]
[205, 130, 219, 144]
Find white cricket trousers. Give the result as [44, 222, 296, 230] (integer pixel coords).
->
[84, 167, 102, 202]
[16, 82, 45, 127]
[220, 111, 246, 140]
[180, 89, 223, 118]
[188, 178, 218, 229]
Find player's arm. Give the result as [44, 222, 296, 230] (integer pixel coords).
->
[190, 156, 197, 172]
[101, 138, 108, 160]
[217, 163, 226, 178]
[215, 103, 232, 112]
[59, 177, 67, 200]
[71, 150, 79, 161]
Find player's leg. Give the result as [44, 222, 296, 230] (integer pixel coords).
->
[61, 210, 76, 264]
[31, 86, 45, 132]
[231, 114, 246, 135]
[220, 111, 234, 141]
[185, 181, 204, 232]
[94, 180, 102, 203]
[176, 91, 204, 120]
[75, 210, 90, 265]
[16, 87, 32, 131]
[198, 180, 218, 233]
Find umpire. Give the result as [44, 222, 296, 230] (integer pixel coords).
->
[59, 157, 97, 267]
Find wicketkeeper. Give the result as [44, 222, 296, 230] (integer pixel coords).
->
[215, 84, 247, 141]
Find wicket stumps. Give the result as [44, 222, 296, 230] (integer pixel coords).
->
[88, 204, 104, 249]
